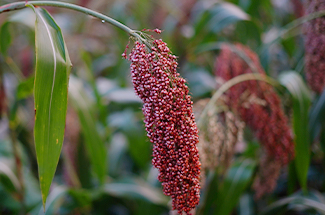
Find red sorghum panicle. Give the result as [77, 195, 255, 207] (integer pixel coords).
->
[291, 0, 305, 18]
[128, 39, 201, 214]
[215, 44, 294, 197]
[304, 0, 325, 93]
[215, 44, 294, 165]
[253, 154, 282, 199]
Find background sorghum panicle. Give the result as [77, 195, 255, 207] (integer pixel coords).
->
[215, 43, 294, 165]
[304, 0, 325, 93]
[194, 98, 244, 181]
[253, 154, 282, 199]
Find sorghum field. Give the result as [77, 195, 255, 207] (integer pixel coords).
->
[0, 0, 324, 214]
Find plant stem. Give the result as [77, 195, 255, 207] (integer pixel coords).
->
[0, 1, 142, 40]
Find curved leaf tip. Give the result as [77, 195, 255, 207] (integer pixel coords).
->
[27, 4, 72, 209]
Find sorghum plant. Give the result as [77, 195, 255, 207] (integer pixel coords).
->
[215, 43, 295, 196]
[253, 154, 282, 198]
[304, 0, 325, 93]
[0, 2, 201, 214]
[194, 98, 244, 180]
[128, 38, 201, 214]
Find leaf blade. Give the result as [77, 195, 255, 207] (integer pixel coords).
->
[0, 22, 12, 56]
[28, 5, 72, 207]
[279, 71, 311, 191]
[69, 76, 107, 184]
[214, 159, 256, 215]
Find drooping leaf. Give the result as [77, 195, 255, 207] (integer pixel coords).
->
[107, 132, 128, 177]
[198, 171, 219, 215]
[191, 1, 250, 45]
[0, 159, 20, 193]
[16, 76, 34, 100]
[103, 179, 169, 206]
[208, 2, 250, 33]
[279, 71, 311, 191]
[7, 8, 36, 30]
[109, 110, 150, 169]
[23, 169, 42, 212]
[309, 89, 325, 142]
[0, 8, 36, 56]
[69, 76, 107, 184]
[234, 20, 262, 46]
[238, 193, 254, 215]
[261, 191, 325, 215]
[27, 5, 72, 207]
[0, 186, 20, 213]
[214, 159, 256, 215]
[29, 186, 67, 215]
[0, 22, 12, 56]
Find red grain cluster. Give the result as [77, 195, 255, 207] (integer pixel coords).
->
[215, 44, 294, 165]
[129, 39, 201, 214]
[304, 0, 325, 93]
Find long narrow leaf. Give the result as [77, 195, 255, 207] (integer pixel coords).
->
[29, 186, 67, 215]
[27, 5, 72, 207]
[309, 90, 325, 141]
[69, 76, 107, 184]
[261, 194, 325, 215]
[104, 183, 168, 206]
[0, 22, 11, 56]
[208, 2, 250, 33]
[0, 159, 20, 192]
[279, 71, 311, 191]
[214, 159, 256, 215]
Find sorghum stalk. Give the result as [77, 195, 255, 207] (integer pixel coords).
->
[128, 39, 201, 214]
[0, 1, 144, 42]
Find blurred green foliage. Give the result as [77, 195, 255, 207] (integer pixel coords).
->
[1, 0, 325, 214]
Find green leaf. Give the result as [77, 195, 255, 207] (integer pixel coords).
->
[103, 180, 169, 206]
[0, 159, 20, 193]
[27, 5, 72, 207]
[16, 76, 34, 100]
[110, 110, 150, 169]
[234, 20, 262, 46]
[198, 171, 219, 215]
[29, 186, 68, 215]
[261, 192, 325, 215]
[191, 2, 250, 45]
[214, 159, 256, 215]
[208, 2, 250, 33]
[69, 76, 107, 184]
[0, 22, 12, 55]
[309, 90, 325, 142]
[279, 71, 311, 191]
[238, 193, 254, 215]
[9, 8, 36, 29]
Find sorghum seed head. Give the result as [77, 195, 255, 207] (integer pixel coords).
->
[215, 43, 295, 197]
[253, 153, 282, 199]
[194, 98, 244, 185]
[215, 43, 295, 165]
[128, 39, 201, 214]
[304, 0, 325, 93]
